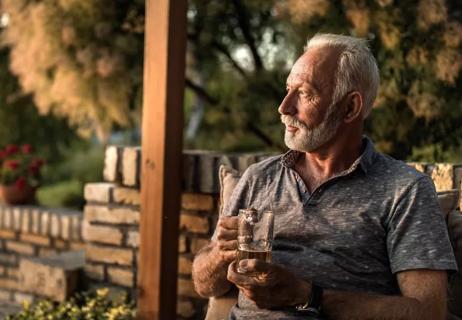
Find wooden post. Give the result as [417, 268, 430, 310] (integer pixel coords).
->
[138, 0, 187, 319]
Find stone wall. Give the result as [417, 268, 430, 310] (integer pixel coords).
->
[0, 206, 83, 304]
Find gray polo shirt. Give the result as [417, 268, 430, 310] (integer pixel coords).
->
[223, 137, 457, 320]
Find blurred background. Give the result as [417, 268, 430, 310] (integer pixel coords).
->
[0, 0, 460, 208]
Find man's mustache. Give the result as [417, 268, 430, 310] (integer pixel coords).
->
[280, 115, 307, 129]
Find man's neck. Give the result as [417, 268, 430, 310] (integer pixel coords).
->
[294, 133, 363, 193]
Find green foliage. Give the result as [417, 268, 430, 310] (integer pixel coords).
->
[37, 144, 104, 208]
[36, 180, 83, 208]
[6, 288, 136, 320]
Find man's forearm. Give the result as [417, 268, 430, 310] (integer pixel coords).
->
[322, 289, 444, 320]
[192, 243, 233, 297]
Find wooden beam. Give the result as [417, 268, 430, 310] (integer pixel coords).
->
[138, 0, 187, 319]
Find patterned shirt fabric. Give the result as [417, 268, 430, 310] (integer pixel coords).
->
[221, 136, 457, 320]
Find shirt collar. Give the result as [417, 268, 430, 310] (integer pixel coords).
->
[280, 136, 376, 175]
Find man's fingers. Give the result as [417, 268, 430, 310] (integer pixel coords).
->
[216, 228, 238, 241]
[218, 216, 238, 230]
[217, 240, 237, 251]
[227, 261, 259, 287]
[239, 259, 272, 274]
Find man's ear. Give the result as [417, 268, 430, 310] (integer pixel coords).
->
[343, 92, 363, 123]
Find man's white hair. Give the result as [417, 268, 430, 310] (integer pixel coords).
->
[305, 34, 380, 119]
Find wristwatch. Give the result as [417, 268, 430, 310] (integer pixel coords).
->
[295, 283, 323, 316]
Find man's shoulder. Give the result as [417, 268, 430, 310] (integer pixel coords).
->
[371, 152, 429, 186]
[241, 154, 285, 179]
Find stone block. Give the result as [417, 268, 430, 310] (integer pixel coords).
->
[104, 145, 122, 182]
[183, 152, 198, 192]
[84, 205, 140, 225]
[38, 248, 57, 257]
[431, 163, 454, 192]
[21, 208, 31, 233]
[13, 208, 22, 231]
[20, 233, 50, 247]
[190, 237, 210, 254]
[19, 250, 85, 302]
[107, 266, 134, 287]
[54, 239, 68, 250]
[0, 278, 18, 290]
[40, 211, 50, 236]
[177, 278, 199, 298]
[0, 253, 17, 266]
[198, 152, 218, 194]
[50, 214, 60, 238]
[71, 215, 82, 241]
[126, 230, 139, 248]
[122, 147, 141, 187]
[31, 209, 41, 234]
[69, 242, 86, 251]
[178, 256, 192, 275]
[113, 187, 140, 206]
[0, 289, 11, 302]
[178, 235, 187, 253]
[181, 193, 214, 211]
[82, 222, 123, 245]
[180, 213, 209, 234]
[177, 299, 195, 318]
[84, 183, 115, 203]
[85, 244, 133, 266]
[84, 263, 105, 281]
[6, 241, 34, 255]
[3, 207, 13, 229]
[6, 267, 18, 278]
[0, 229, 16, 240]
[60, 214, 72, 240]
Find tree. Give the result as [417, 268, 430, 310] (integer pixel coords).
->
[276, 0, 462, 160]
[1, 0, 145, 140]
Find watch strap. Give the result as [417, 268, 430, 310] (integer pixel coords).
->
[295, 283, 323, 315]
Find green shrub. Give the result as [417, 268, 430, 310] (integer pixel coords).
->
[7, 288, 136, 320]
[36, 180, 84, 209]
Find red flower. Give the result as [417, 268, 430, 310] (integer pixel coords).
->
[14, 176, 26, 190]
[28, 158, 44, 176]
[21, 144, 33, 154]
[5, 144, 19, 155]
[0, 150, 7, 159]
[4, 160, 20, 170]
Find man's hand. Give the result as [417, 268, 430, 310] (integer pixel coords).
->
[227, 259, 311, 309]
[212, 216, 239, 263]
[192, 216, 239, 297]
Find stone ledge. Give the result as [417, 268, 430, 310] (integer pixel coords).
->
[0, 206, 83, 241]
[103, 145, 274, 193]
[103, 145, 462, 195]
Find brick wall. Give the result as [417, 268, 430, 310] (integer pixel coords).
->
[0, 206, 83, 304]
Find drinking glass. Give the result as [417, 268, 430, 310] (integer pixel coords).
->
[236, 208, 274, 273]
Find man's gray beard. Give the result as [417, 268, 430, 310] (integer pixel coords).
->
[282, 104, 343, 153]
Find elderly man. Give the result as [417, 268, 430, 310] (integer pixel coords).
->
[192, 34, 457, 319]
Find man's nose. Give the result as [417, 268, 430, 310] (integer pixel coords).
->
[278, 92, 296, 116]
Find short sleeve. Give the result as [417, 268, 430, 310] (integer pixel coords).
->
[387, 176, 458, 274]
